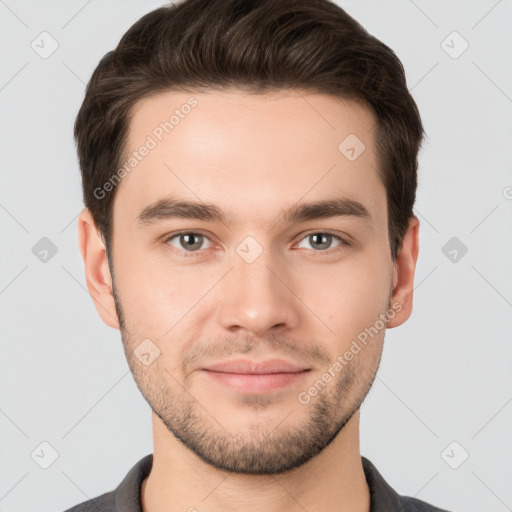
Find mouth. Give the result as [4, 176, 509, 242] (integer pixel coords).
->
[201, 369, 311, 393]
[200, 358, 312, 393]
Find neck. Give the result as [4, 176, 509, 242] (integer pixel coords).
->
[141, 410, 370, 512]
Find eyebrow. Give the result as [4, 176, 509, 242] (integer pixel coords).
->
[136, 196, 372, 228]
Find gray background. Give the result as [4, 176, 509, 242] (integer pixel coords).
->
[1, 1, 511, 511]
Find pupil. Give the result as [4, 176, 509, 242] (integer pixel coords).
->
[183, 234, 200, 249]
[312, 233, 330, 249]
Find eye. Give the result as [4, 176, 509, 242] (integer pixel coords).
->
[164, 232, 212, 255]
[295, 232, 347, 252]
[163, 230, 349, 258]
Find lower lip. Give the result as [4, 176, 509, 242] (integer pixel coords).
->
[202, 370, 310, 393]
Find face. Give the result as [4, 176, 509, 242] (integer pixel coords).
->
[79, 88, 418, 475]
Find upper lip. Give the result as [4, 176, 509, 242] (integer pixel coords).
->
[202, 358, 310, 374]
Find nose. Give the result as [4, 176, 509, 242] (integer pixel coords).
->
[217, 247, 300, 337]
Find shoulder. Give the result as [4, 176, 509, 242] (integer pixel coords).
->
[399, 494, 453, 511]
[361, 456, 453, 512]
[61, 453, 152, 512]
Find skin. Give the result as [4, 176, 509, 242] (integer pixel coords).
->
[78, 89, 419, 512]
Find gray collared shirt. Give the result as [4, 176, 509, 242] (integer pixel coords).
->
[63, 454, 451, 511]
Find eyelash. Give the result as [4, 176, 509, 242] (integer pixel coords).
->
[162, 230, 350, 258]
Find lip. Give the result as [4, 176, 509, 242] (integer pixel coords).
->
[202, 369, 310, 393]
[202, 358, 310, 374]
[200, 358, 311, 393]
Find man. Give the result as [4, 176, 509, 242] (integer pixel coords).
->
[67, 0, 451, 510]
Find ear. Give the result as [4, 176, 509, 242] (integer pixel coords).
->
[387, 215, 420, 328]
[77, 208, 120, 329]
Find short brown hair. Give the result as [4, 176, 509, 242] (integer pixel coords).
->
[74, 0, 424, 261]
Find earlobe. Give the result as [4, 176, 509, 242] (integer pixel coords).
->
[77, 208, 120, 330]
[387, 216, 420, 329]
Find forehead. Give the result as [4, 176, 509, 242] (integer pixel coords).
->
[114, 88, 384, 228]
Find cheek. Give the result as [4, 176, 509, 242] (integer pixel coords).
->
[113, 248, 216, 332]
[302, 254, 392, 342]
